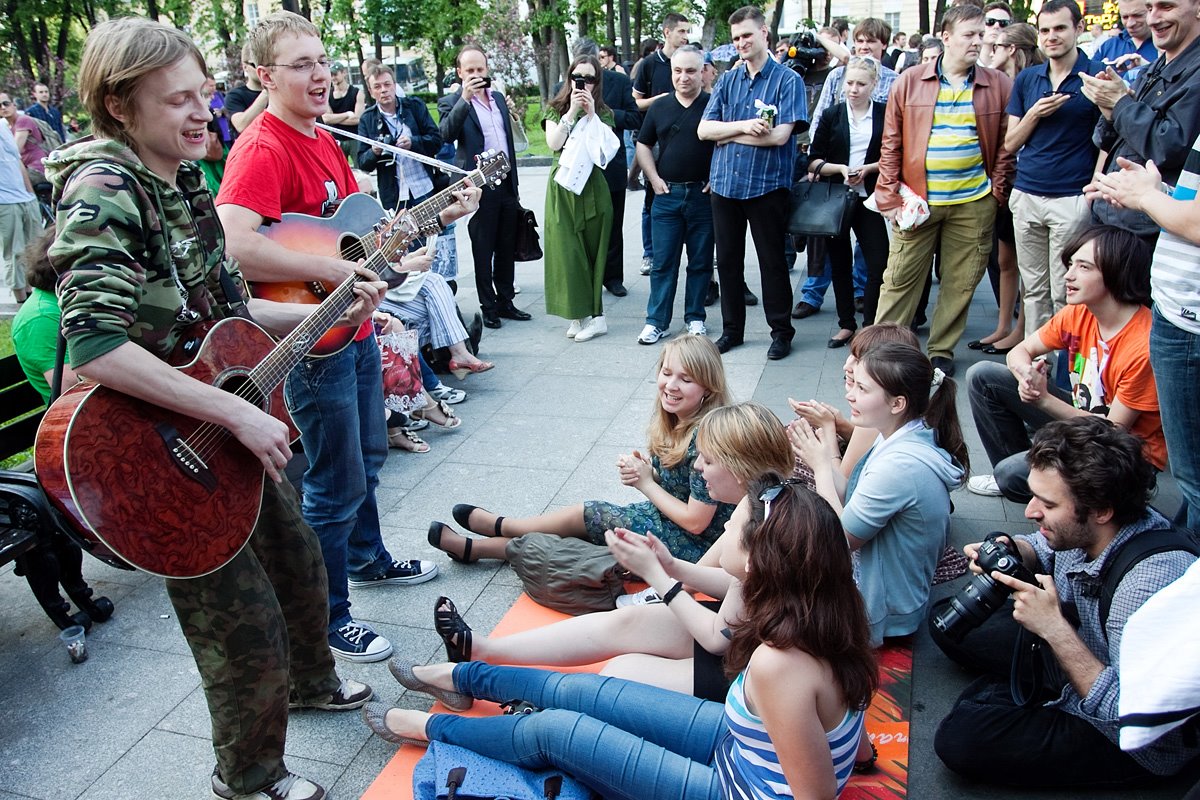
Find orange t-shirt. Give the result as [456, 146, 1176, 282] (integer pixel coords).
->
[1038, 304, 1165, 469]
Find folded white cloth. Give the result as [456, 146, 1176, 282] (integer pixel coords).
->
[1118, 559, 1200, 751]
[554, 114, 620, 196]
[866, 183, 931, 231]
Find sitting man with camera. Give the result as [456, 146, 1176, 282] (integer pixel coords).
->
[931, 416, 1200, 788]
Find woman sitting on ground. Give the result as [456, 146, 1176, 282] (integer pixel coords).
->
[790, 342, 967, 647]
[429, 336, 733, 564]
[365, 478, 879, 800]
[790, 322, 920, 477]
[426, 401, 796, 702]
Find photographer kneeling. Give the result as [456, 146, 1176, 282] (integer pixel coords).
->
[931, 417, 1200, 787]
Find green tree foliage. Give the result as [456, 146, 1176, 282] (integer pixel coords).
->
[471, 0, 538, 118]
[361, 0, 483, 92]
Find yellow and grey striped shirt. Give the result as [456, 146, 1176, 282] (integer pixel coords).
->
[925, 69, 990, 206]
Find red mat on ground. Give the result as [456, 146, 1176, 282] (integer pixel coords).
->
[361, 594, 911, 800]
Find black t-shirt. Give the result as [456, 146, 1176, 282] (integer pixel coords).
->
[637, 91, 713, 184]
[224, 85, 262, 141]
[633, 50, 674, 100]
[328, 84, 359, 134]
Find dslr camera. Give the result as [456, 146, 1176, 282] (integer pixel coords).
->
[780, 30, 828, 76]
[375, 131, 396, 166]
[932, 532, 1040, 642]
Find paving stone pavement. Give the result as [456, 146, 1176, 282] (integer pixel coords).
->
[1, 165, 1195, 799]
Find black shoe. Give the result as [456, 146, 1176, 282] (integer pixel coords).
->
[791, 301, 819, 319]
[604, 281, 628, 297]
[767, 338, 792, 360]
[704, 281, 720, 307]
[498, 306, 531, 321]
[482, 312, 502, 329]
[744, 288, 759, 306]
[713, 335, 743, 354]
[930, 356, 956, 378]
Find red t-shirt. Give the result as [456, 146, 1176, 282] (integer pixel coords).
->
[217, 111, 370, 339]
[1038, 304, 1165, 469]
[218, 111, 356, 221]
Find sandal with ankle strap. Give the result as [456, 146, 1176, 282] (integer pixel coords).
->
[388, 427, 430, 453]
[413, 399, 462, 430]
[451, 504, 505, 537]
[427, 521, 475, 564]
[434, 596, 472, 662]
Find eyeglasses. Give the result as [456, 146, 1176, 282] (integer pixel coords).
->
[260, 57, 333, 73]
[569, 73, 599, 84]
[984, 17, 1011, 27]
[758, 478, 806, 518]
[0, 101, 11, 108]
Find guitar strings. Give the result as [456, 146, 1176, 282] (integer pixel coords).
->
[180, 166, 502, 466]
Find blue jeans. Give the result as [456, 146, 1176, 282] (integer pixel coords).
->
[1150, 308, 1200, 530]
[428, 663, 725, 800]
[646, 183, 713, 329]
[800, 243, 868, 308]
[641, 192, 654, 261]
[283, 336, 392, 631]
[419, 352, 438, 392]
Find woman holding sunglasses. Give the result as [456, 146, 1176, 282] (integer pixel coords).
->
[542, 54, 619, 343]
[365, 477, 878, 800]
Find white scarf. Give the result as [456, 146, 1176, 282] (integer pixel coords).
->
[553, 114, 620, 196]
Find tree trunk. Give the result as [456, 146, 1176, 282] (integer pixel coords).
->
[146, 0, 159, 20]
[606, 0, 615, 48]
[701, 18, 716, 49]
[920, 0, 931, 35]
[933, 0, 947, 34]
[280, 0, 298, 13]
[8, 0, 34, 79]
[807, 0, 815, 25]
[824, 0, 832, 26]
[56, 0, 72, 61]
[769, 0, 784, 40]
[633, 0, 643, 53]
[618, 0, 631, 62]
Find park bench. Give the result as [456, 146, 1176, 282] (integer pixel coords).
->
[0, 352, 114, 630]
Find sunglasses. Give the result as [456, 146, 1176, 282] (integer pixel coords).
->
[0, 101, 11, 108]
[569, 73, 598, 84]
[985, 17, 1012, 27]
[758, 478, 806, 517]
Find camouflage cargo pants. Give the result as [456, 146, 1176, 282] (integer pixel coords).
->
[165, 478, 340, 795]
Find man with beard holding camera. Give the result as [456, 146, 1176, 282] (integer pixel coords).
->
[931, 416, 1200, 788]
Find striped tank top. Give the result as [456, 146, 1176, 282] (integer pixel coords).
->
[714, 671, 864, 798]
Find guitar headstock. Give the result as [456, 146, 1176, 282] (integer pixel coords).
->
[474, 150, 511, 187]
[371, 210, 420, 261]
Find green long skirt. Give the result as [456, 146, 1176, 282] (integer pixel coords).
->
[543, 164, 613, 321]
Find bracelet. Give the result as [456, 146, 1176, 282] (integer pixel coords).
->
[662, 581, 686, 606]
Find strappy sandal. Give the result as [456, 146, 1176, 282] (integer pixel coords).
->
[388, 658, 473, 711]
[388, 427, 430, 453]
[434, 596, 472, 663]
[362, 702, 427, 747]
[500, 699, 541, 716]
[853, 741, 878, 774]
[427, 521, 475, 564]
[451, 504, 505, 537]
[412, 399, 462, 430]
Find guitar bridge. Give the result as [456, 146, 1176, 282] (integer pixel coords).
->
[156, 422, 217, 492]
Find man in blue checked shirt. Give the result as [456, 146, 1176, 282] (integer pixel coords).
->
[931, 417, 1200, 788]
[698, 5, 807, 361]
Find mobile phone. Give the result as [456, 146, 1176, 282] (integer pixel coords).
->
[479, 76, 492, 88]
[574, 77, 585, 90]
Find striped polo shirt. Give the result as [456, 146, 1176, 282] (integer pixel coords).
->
[925, 62, 990, 206]
[1151, 131, 1200, 335]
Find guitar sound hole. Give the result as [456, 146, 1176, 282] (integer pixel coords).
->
[218, 374, 268, 412]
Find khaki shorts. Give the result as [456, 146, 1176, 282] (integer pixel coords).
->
[0, 199, 43, 293]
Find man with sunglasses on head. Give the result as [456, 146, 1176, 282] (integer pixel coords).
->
[217, 11, 480, 665]
[1003, 0, 1102, 335]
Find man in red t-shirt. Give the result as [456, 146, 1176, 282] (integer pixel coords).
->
[965, 225, 1164, 501]
[217, 11, 479, 667]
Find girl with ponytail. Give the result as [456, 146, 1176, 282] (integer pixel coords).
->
[791, 342, 967, 646]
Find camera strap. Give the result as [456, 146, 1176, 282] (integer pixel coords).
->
[1009, 627, 1054, 708]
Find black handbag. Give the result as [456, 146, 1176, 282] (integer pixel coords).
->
[513, 206, 543, 262]
[787, 180, 857, 238]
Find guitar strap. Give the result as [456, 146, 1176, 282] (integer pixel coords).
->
[50, 329, 67, 403]
[215, 261, 253, 321]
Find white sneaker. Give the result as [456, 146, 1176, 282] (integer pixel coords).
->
[574, 315, 608, 342]
[967, 475, 1003, 497]
[513, 283, 522, 294]
[639, 257, 653, 275]
[637, 324, 668, 345]
[615, 587, 663, 608]
[566, 318, 588, 338]
[686, 320, 707, 336]
[212, 768, 326, 800]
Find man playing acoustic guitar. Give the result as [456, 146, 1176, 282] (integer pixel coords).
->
[47, 19, 387, 800]
[216, 12, 481, 664]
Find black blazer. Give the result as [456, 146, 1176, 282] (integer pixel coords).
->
[357, 97, 443, 211]
[809, 101, 887, 195]
[437, 89, 519, 193]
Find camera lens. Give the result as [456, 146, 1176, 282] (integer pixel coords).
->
[932, 573, 1013, 643]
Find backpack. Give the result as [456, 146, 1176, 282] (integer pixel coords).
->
[31, 117, 63, 152]
[1099, 525, 1200, 639]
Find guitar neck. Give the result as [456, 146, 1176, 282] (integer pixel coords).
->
[406, 170, 488, 230]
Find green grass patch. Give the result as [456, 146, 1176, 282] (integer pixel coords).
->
[0, 318, 12, 359]
[426, 101, 553, 160]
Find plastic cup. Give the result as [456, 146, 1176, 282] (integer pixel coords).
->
[59, 625, 88, 664]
